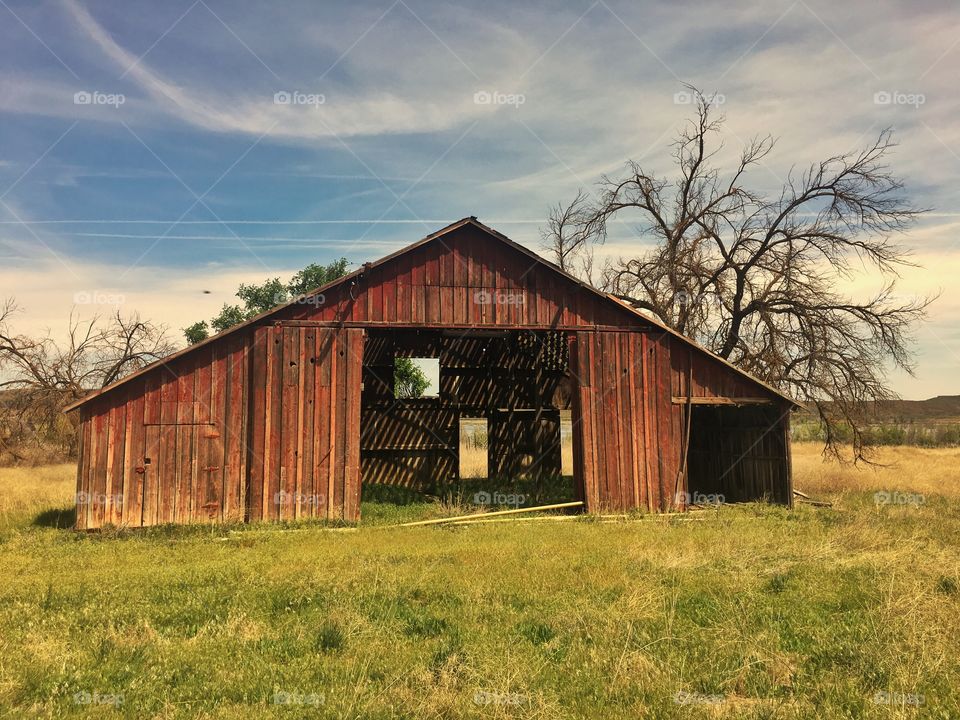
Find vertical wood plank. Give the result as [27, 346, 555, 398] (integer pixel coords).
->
[206, 344, 226, 522]
[223, 337, 245, 522]
[75, 413, 90, 530]
[266, 325, 283, 521]
[91, 407, 109, 528]
[123, 392, 145, 526]
[158, 373, 178, 524]
[326, 330, 339, 520]
[627, 334, 645, 510]
[280, 326, 299, 521]
[193, 356, 213, 521]
[345, 330, 360, 516]
[247, 327, 267, 522]
[614, 334, 632, 510]
[299, 328, 316, 518]
[175, 359, 196, 523]
[333, 330, 347, 519]
[142, 372, 161, 526]
[315, 329, 332, 518]
[110, 401, 128, 526]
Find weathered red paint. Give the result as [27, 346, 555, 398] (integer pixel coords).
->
[69, 219, 795, 529]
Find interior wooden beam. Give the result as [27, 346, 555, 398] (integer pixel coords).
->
[671, 396, 774, 406]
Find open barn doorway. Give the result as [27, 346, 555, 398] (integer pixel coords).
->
[358, 328, 580, 516]
[686, 404, 791, 505]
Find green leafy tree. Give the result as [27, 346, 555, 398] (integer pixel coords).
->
[183, 321, 209, 345]
[394, 357, 430, 399]
[210, 304, 247, 334]
[184, 258, 349, 344]
[289, 259, 350, 296]
[234, 278, 288, 318]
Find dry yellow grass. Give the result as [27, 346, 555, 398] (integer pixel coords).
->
[463, 440, 960, 501]
[0, 463, 74, 528]
[2, 444, 955, 521]
[792, 442, 960, 498]
[0, 447, 959, 717]
[458, 445, 486, 479]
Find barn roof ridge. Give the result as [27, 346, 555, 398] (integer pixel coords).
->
[64, 217, 798, 412]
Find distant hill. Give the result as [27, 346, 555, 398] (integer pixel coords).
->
[797, 395, 960, 423]
[858, 396, 960, 422]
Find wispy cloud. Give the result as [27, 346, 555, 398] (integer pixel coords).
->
[53, 0, 517, 140]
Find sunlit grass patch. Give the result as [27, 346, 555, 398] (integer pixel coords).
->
[0, 447, 957, 717]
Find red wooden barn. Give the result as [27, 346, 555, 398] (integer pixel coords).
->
[65, 218, 798, 530]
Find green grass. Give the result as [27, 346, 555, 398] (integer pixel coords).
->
[0, 455, 959, 718]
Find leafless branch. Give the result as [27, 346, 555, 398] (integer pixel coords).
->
[540, 88, 935, 462]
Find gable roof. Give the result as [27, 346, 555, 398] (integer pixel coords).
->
[65, 217, 798, 412]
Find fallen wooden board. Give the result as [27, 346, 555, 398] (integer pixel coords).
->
[796, 498, 833, 507]
[794, 489, 832, 507]
[449, 515, 582, 527]
[447, 512, 711, 527]
[395, 501, 585, 528]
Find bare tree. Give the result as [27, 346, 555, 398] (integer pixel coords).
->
[0, 299, 174, 463]
[544, 88, 935, 461]
[540, 189, 596, 283]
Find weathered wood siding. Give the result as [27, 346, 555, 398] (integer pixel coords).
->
[669, 337, 767, 399]
[572, 330, 683, 513]
[279, 224, 641, 329]
[75, 325, 363, 529]
[75, 333, 248, 530]
[246, 324, 363, 523]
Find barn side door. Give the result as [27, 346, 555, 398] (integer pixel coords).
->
[247, 323, 364, 523]
[570, 330, 650, 513]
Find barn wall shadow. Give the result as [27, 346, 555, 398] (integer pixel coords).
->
[33, 506, 76, 529]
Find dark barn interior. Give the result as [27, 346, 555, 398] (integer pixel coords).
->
[686, 405, 792, 505]
[360, 328, 573, 498]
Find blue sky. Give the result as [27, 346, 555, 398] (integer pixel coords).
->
[1, 0, 958, 398]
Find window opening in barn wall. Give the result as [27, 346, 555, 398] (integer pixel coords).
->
[459, 417, 488, 479]
[394, 357, 439, 398]
[559, 409, 573, 476]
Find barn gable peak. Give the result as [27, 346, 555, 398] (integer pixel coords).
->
[64, 217, 797, 411]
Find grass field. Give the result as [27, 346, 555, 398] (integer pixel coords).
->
[1, 444, 958, 718]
